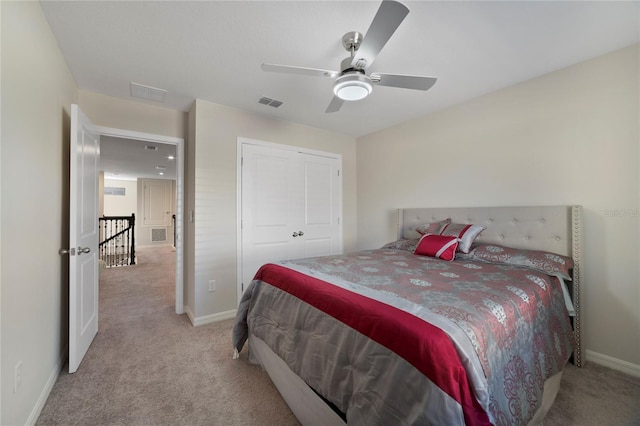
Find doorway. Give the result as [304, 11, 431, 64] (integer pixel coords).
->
[97, 126, 185, 314]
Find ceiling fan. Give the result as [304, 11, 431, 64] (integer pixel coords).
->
[261, 0, 437, 113]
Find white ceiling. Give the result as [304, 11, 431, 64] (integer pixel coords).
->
[100, 136, 176, 181]
[41, 0, 639, 140]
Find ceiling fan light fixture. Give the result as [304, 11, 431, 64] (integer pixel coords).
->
[333, 73, 373, 101]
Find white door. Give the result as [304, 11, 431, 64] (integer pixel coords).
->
[68, 104, 100, 373]
[240, 142, 342, 296]
[298, 153, 341, 258]
[241, 144, 301, 289]
[142, 178, 172, 226]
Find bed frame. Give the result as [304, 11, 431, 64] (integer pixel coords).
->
[247, 205, 584, 425]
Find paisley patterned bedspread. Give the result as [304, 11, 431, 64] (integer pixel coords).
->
[233, 247, 574, 425]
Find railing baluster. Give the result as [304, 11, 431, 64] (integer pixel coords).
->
[98, 213, 136, 268]
[125, 226, 129, 266]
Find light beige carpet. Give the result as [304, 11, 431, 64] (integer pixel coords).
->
[38, 246, 297, 426]
[37, 245, 640, 425]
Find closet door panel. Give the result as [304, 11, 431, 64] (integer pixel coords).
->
[299, 153, 341, 258]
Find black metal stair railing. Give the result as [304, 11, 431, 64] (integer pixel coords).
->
[172, 214, 176, 247]
[99, 214, 136, 268]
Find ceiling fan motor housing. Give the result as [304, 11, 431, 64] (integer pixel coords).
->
[342, 31, 364, 52]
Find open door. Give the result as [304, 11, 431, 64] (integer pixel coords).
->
[64, 104, 100, 373]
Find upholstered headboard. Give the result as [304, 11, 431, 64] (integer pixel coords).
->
[397, 205, 584, 367]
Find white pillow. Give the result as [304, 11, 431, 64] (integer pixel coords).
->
[440, 223, 485, 253]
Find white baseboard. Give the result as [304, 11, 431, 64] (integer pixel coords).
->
[192, 309, 237, 326]
[185, 305, 196, 325]
[135, 243, 174, 249]
[26, 345, 68, 425]
[586, 349, 640, 378]
[185, 308, 237, 327]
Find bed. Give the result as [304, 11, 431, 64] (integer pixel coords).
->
[233, 205, 583, 425]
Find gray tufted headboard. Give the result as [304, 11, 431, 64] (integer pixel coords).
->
[398, 205, 584, 367]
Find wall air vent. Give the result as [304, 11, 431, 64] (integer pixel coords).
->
[151, 228, 167, 242]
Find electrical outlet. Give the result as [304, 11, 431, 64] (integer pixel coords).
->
[14, 361, 22, 393]
[208, 280, 216, 292]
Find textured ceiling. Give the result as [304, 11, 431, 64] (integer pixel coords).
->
[41, 1, 639, 139]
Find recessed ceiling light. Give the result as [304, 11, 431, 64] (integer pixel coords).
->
[159, 172, 164, 176]
[167, 155, 175, 160]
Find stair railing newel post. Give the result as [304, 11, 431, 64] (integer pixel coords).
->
[130, 213, 136, 265]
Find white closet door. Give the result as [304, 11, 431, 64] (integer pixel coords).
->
[298, 153, 341, 258]
[241, 144, 302, 288]
[240, 142, 342, 294]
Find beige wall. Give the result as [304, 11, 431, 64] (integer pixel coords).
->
[356, 45, 640, 368]
[104, 178, 138, 217]
[1, 2, 79, 424]
[188, 100, 357, 319]
[78, 91, 187, 140]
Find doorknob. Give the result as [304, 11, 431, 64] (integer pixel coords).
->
[59, 248, 76, 255]
[78, 247, 91, 254]
[292, 232, 299, 237]
[298, 231, 304, 236]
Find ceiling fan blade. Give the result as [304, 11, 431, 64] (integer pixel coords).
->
[371, 73, 437, 91]
[351, 0, 409, 71]
[261, 63, 339, 78]
[325, 96, 344, 113]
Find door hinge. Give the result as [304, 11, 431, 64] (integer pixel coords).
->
[337, 169, 340, 177]
[241, 157, 244, 167]
[241, 282, 244, 292]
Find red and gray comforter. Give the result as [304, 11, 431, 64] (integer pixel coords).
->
[233, 247, 573, 425]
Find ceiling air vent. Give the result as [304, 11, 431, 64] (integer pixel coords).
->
[258, 97, 283, 108]
[144, 145, 158, 151]
[130, 82, 167, 103]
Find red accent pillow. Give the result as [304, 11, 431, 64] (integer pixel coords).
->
[414, 234, 459, 261]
